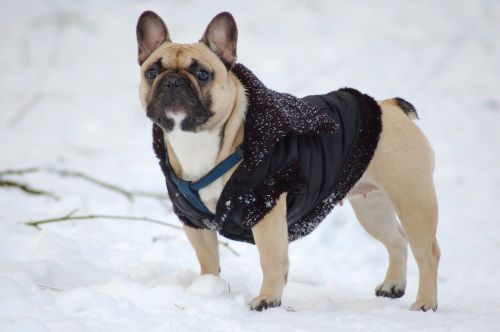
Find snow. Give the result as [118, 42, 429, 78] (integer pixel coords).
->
[186, 275, 230, 297]
[1, 0, 499, 331]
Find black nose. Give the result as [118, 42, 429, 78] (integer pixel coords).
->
[163, 75, 185, 88]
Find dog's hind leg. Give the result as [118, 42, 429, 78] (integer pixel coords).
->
[349, 186, 408, 298]
[368, 102, 440, 311]
[382, 178, 440, 311]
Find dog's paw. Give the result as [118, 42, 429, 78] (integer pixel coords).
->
[375, 280, 406, 299]
[250, 295, 281, 311]
[410, 300, 437, 312]
[186, 275, 230, 297]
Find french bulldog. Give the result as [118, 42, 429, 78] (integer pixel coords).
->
[136, 11, 440, 312]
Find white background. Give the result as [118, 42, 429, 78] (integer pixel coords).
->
[1, 0, 499, 331]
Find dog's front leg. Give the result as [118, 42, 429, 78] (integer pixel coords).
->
[184, 225, 220, 275]
[250, 193, 289, 311]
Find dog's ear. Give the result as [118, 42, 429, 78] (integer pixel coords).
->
[136, 11, 171, 65]
[200, 12, 238, 69]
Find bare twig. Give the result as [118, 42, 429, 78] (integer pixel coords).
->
[0, 167, 40, 177]
[46, 168, 166, 202]
[62, 208, 79, 218]
[8, 91, 43, 128]
[23, 212, 182, 230]
[46, 168, 135, 201]
[0, 179, 58, 199]
[21, 211, 240, 256]
[219, 241, 240, 257]
[0, 166, 166, 203]
[37, 284, 63, 292]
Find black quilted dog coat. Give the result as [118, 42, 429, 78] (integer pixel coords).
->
[153, 64, 382, 244]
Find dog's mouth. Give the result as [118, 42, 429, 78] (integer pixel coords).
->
[185, 115, 209, 125]
[147, 103, 211, 133]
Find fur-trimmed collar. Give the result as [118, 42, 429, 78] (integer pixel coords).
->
[230, 63, 338, 170]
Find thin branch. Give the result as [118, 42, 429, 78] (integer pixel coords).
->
[8, 91, 43, 128]
[63, 208, 79, 218]
[37, 284, 63, 292]
[219, 241, 240, 257]
[0, 167, 40, 177]
[46, 168, 134, 201]
[23, 213, 183, 231]
[0, 179, 58, 199]
[21, 211, 240, 256]
[0, 167, 166, 203]
[46, 168, 166, 202]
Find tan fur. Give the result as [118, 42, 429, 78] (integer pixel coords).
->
[140, 42, 247, 178]
[140, 43, 244, 135]
[347, 100, 439, 310]
[247, 100, 440, 311]
[250, 193, 289, 310]
[137, 14, 439, 311]
[184, 225, 220, 275]
[142, 57, 440, 311]
[159, 53, 247, 276]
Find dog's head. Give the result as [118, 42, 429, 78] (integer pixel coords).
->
[136, 11, 239, 133]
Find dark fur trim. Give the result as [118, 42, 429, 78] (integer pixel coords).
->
[288, 88, 382, 241]
[173, 205, 203, 229]
[240, 160, 307, 229]
[231, 64, 338, 170]
[152, 123, 166, 162]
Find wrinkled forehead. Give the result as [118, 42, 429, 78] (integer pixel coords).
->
[141, 43, 223, 71]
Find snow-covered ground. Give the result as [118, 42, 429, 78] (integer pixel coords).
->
[1, 0, 499, 331]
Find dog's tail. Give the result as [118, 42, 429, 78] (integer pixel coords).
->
[381, 97, 419, 120]
[395, 97, 419, 120]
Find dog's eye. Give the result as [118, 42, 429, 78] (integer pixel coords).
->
[146, 68, 159, 80]
[196, 70, 210, 81]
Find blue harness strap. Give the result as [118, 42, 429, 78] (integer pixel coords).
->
[168, 146, 244, 218]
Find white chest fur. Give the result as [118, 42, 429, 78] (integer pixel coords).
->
[165, 127, 223, 213]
